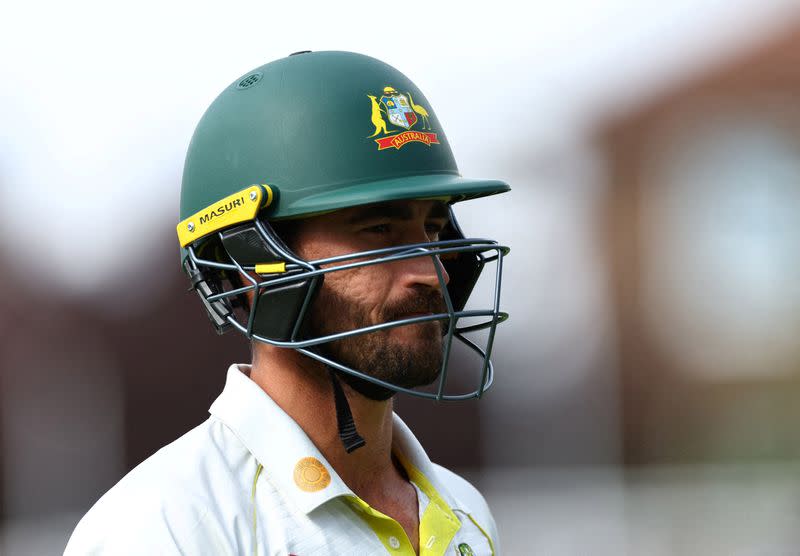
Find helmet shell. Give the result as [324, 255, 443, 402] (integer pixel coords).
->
[180, 51, 508, 223]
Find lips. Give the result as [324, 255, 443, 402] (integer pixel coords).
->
[390, 310, 444, 322]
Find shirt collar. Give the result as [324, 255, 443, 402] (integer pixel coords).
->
[391, 412, 463, 512]
[209, 364, 461, 514]
[209, 364, 351, 514]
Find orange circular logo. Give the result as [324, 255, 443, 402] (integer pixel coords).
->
[293, 457, 331, 492]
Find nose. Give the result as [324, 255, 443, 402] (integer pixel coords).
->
[399, 248, 450, 290]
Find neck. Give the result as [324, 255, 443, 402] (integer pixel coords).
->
[248, 345, 402, 496]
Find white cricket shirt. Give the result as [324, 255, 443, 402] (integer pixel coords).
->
[65, 365, 500, 555]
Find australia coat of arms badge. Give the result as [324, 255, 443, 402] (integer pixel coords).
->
[367, 86, 440, 150]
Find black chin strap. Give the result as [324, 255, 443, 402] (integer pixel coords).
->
[335, 368, 395, 401]
[328, 370, 366, 453]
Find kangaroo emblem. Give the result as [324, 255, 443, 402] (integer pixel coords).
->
[366, 84, 440, 151]
[406, 92, 431, 130]
[367, 95, 390, 137]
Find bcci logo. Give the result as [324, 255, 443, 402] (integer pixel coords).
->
[367, 86, 440, 151]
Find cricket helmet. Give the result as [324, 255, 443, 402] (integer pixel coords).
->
[177, 51, 510, 413]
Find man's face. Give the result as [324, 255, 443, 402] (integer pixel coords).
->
[289, 200, 451, 390]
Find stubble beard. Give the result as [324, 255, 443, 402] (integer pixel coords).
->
[307, 284, 447, 392]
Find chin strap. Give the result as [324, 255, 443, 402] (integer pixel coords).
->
[328, 370, 366, 453]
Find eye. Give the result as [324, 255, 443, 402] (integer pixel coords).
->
[362, 223, 391, 234]
[425, 222, 446, 239]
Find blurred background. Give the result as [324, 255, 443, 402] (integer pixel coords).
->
[3, 1, 800, 554]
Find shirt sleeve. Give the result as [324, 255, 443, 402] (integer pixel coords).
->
[63, 487, 230, 555]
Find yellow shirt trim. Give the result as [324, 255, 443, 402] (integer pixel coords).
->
[346, 454, 461, 556]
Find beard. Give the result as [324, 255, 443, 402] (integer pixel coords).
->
[305, 283, 447, 398]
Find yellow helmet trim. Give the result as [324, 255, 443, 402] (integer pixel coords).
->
[177, 184, 273, 248]
[255, 262, 287, 274]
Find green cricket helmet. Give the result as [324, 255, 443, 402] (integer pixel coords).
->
[177, 51, 510, 422]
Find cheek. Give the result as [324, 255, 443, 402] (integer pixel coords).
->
[295, 233, 395, 315]
[325, 264, 391, 314]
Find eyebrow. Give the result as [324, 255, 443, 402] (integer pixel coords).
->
[347, 201, 450, 224]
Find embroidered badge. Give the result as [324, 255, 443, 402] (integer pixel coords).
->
[457, 543, 475, 556]
[293, 457, 331, 492]
[367, 85, 440, 150]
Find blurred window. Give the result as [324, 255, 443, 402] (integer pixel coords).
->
[641, 112, 800, 380]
